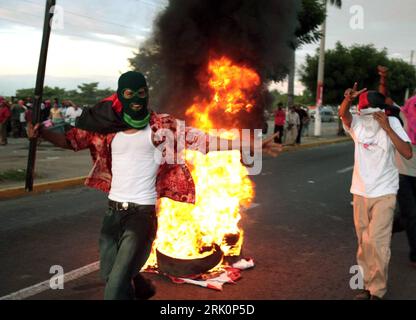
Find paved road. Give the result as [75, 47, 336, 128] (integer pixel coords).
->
[1, 141, 415, 300]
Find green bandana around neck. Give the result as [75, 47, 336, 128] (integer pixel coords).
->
[122, 112, 150, 129]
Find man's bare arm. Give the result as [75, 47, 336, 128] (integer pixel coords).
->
[211, 132, 282, 157]
[373, 112, 412, 160]
[28, 123, 72, 149]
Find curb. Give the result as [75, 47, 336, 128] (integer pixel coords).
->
[282, 136, 351, 153]
[0, 137, 352, 200]
[0, 176, 87, 200]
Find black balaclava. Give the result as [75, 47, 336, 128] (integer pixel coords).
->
[117, 71, 150, 129]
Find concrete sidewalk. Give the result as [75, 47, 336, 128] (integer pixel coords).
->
[0, 122, 350, 199]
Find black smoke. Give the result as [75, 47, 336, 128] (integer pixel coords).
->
[146, 0, 301, 129]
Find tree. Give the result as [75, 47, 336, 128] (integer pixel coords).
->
[270, 90, 314, 108]
[129, 43, 164, 108]
[76, 82, 113, 106]
[15, 83, 114, 106]
[299, 42, 416, 106]
[295, 0, 326, 47]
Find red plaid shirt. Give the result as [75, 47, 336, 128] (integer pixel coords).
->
[65, 111, 209, 204]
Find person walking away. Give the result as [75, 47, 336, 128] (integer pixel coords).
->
[339, 83, 412, 300]
[302, 107, 311, 137]
[295, 105, 308, 144]
[19, 102, 28, 138]
[11, 99, 23, 138]
[396, 90, 416, 269]
[0, 97, 11, 145]
[274, 103, 286, 143]
[41, 100, 51, 122]
[49, 102, 65, 133]
[64, 100, 83, 127]
[285, 106, 300, 146]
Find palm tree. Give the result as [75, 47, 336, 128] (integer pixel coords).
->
[329, 0, 342, 8]
[288, 0, 342, 109]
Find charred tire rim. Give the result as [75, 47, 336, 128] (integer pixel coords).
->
[156, 244, 224, 277]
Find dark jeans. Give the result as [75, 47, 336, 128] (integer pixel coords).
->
[397, 174, 416, 262]
[11, 120, 22, 138]
[296, 123, 303, 144]
[274, 125, 284, 144]
[99, 205, 157, 300]
[0, 122, 7, 145]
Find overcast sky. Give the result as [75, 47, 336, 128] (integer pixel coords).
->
[0, 0, 415, 96]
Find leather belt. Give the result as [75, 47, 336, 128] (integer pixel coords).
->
[108, 200, 152, 211]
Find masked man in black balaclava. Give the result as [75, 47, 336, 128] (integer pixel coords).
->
[117, 71, 150, 130]
[27, 71, 282, 300]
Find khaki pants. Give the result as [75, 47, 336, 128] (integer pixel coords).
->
[353, 194, 396, 298]
[284, 127, 298, 145]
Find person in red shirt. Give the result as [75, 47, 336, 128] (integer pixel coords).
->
[274, 102, 286, 143]
[0, 97, 11, 145]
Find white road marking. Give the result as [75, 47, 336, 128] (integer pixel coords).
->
[0, 261, 100, 300]
[1, 203, 263, 300]
[337, 165, 354, 174]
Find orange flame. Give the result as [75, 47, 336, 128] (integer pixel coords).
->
[186, 56, 260, 133]
[144, 57, 259, 268]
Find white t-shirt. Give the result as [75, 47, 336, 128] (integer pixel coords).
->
[395, 113, 416, 177]
[396, 145, 416, 177]
[108, 125, 162, 205]
[345, 114, 411, 198]
[65, 107, 82, 126]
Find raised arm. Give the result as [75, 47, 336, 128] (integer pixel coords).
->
[339, 82, 367, 129]
[378, 65, 388, 97]
[27, 122, 71, 149]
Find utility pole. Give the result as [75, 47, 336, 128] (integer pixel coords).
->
[314, 0, 328, 137]
[404, 50, 415, 101]
[287, 50, 296, 109]
[25, 0, 56, 191]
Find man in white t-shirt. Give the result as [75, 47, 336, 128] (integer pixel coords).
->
[339, 84, 412, 300]
[64, 101, 83, 126]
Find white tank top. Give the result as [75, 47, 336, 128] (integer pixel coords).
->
[108, 125, 162, 205]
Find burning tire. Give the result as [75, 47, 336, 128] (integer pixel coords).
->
[156, 244, 224, 277]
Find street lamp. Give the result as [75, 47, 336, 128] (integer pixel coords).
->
[314, 0, 328, 137]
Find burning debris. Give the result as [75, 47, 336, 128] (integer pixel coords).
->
[140, 0, 301, 278]
[149, 0, 301, 126]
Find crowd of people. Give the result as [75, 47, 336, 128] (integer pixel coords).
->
[269, 103, 311, 146]
[0, 97, 83, 145]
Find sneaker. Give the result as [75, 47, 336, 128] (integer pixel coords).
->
[133, 275, 156, 300]
[354, 290, 371, 300]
